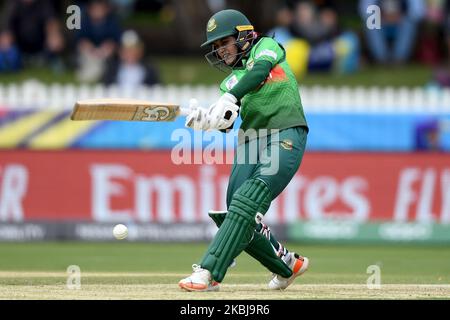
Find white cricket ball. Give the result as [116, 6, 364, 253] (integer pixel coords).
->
[113, 224, 128, 240]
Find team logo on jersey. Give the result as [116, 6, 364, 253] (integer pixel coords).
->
[207, 18, 217, 32]
[280, 139, 293, 150]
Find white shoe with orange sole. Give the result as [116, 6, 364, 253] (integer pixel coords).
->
[178, 264, 220, 292]
[268, 252, 309, 290]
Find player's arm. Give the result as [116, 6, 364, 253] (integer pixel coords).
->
[215, 61, 273, 132]
[206, 60, 274, 131]
[228, 38, 283, 101]
[228, 60, 272, 101]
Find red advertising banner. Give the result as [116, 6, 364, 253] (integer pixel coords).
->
[0, 151, 449, 223]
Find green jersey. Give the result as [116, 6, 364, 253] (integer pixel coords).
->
[219, 37, 308, 133]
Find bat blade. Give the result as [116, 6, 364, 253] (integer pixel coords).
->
[70, 99, 182, 122]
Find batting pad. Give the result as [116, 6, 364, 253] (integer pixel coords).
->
[201, 179, 271, 282]
[208, 211, 292, 278]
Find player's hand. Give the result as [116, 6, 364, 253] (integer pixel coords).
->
[208, 93, 239, 130]
[185, 98, 211, 131]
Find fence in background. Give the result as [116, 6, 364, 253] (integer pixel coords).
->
[1, 82, 449, 151]
[1, 82, 450, 113]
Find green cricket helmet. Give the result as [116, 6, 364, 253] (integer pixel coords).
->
[202, 9, 256, 72]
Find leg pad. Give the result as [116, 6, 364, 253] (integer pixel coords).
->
[207, 208, 292, 279]
[201, 179, 271, 282]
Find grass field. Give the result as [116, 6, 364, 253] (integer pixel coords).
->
[0, 59, 433, 87]
[0, 242, 448, 300]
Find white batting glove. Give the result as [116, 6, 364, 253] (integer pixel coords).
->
[208, 93, 239, 130]
[185, 98, 211, 131]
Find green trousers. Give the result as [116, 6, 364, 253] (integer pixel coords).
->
[200, 126, 308, 282]
[227, 126, 308, 208]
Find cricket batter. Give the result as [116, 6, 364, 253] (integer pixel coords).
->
[179, 9, 309, 291]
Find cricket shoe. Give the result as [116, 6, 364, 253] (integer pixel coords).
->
[268, 252, 309, 290]
[178, 264, 220, 292]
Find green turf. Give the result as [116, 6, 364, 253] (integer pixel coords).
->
[0, 242, 448, 285]
[147, 58, 434, 87]
[0, 59, 433, 87]
[0, 67, 78, 84]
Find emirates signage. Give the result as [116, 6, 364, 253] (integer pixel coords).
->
[0, 151, 449, 224]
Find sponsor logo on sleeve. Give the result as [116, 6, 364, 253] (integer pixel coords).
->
[256, 49, 277, 60]
[225, 75, 239, 90]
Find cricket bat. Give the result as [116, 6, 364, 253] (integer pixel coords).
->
[70, 98, 190, 122]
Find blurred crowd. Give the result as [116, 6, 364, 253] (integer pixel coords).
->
[0, 0, 450, 88]
[269, 0, 360, 77]
[0, 0, 160, 88]
[269, 0, 450, 87]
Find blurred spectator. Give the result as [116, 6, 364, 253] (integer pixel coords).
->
[0, 30, 21, 72]
[447, 0, 450, 59]
[416, 0, 447, 65]
[206, 0, 227, 13]
[269, 0, 360, 79]
[359, 0, 425, 65]
[415, 118, 442, 151]
[110, 0, 137, 20]
[75, 0, 122, 82]
[429, 0, 450, 87]
[269, 2, 296, 45]
[2, 0, 65, 71]
[101, 30, 160, 88]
